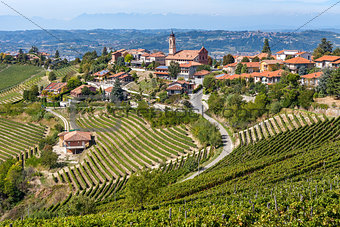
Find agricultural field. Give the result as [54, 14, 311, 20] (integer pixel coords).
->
[236, 112, 327, 146]
[6, 116, 339, 226]
[0, 64, 44, 91]
[0, 71, 47, 104]
[54, 65, 78, 78]
[54, 112, 198, 201]
[0, 118, 47, 162]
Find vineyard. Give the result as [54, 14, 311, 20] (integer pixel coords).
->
[54, 65, 78, 78]
[4, 116, 339, 226]
[236, 112, 326, 146]
[0, 118, 47, 162]
[54, 112, 198, 202]
[0, 71, 46, 104]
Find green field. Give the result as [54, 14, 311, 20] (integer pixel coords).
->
[0, 64, 44, 91]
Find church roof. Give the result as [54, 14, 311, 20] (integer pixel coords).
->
[166, 47, 207, 61]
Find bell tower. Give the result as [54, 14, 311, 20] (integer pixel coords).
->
[169, 30, 176, 55]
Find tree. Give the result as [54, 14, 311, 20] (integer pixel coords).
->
[125, 170, 165, 209]
[298, 89, 314, 109]
[81, 86, 93, 96]
[19, 49, 24, 55]
[207, 56, 213, 66]
[54, 50, 60, 58]
[235, 63, 243, 74]
[262, 38, 271, 54]
[197, 64, 211, 72]
[48, 71, 57, 81]
[168, 61, 180, 79]
[252, 56, 260, 62]
[59, 195, 95, 216]
[40, 150, 58, 169]
[298, 66, 308, 76]
[333, 47, 340, 56]
[241, 64, 248, 74]
[223, 54, 235, 65]
[102, 47, 108, 56]
[29, 46, 38, 54]
[327, 68, 340, 96]
[124, 54, 133, 63]
[313, 38, 333, 59]
[203, 75, 216, 90]
[241, 57, 250, 62]
[67, 77, 82, 90]
[110, 79, 124, 103]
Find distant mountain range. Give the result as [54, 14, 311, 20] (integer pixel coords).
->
[0, 29, 339, 59]
[1, 13, 340, 31]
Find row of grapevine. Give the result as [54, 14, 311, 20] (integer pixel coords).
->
[56, 112, 198, 201]
[0, 118, 46, 162]
[0, 71, 45, 104]
[54, 65, 78, 78]
[237, 112, 326, 146]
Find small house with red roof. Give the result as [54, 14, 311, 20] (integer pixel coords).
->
[260, 60, 284, 72]
[58, 131, 92, 154]
[107, 72, 133, 84]
[301, 72, 323, 87]
[111, 49, 126, 63]
[284, 57, 315, 73]
[43, 82, 68, 95]
[70, 85, 97, 98]
[166, 80, 195, 95]
[314, 55, 340, 69]
[194, 70, 211, 84]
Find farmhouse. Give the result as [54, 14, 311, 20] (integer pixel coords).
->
[301, 72, 323, 87]
[283, 57, 315, 74]
[58, 131, 92, 154]
[111, 49, 126, 63]
[194, 70, 211, 84]
[70, 85, 97, 98]
[43, 82, 68, 95]
[108, 72, 133, 84]
[166, 80, 195, 95]
[260, 60, 284, 72]
[314, 55, 340, 69]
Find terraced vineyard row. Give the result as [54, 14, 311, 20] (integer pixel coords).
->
[0, 71, 46, 104]
[54, 65, 78, 78]
[55, 113, 197, 201]
[237, 112, 326, 146]
[0, 118, 46, 162]
[10, 118, 340, 226]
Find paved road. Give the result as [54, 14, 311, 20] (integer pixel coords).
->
[46, 108, 70, 131]
[183, 90, 233, 181]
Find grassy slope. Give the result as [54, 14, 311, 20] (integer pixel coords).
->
[0, 64, 43, 90]
[2, 117, 339, 226]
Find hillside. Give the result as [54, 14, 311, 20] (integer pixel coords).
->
[1, 30, 340, 58]
[3, 115, 339, 226]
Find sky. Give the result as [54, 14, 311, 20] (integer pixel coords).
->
[0, 0, 339, 19]
[0, 0, 340, 30]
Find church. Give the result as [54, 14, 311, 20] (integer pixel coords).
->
[165, 31, 209, 66]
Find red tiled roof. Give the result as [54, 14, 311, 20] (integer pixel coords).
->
[314, 55, 340, 62]
[109, 72, 127, 78]
[155, 72, 169, 75]
[70, 85, 96, 96]
[180, 61, 202, 68]
[244, 62, 260, 68]
[166, 48, 207, 60]
[194, 70, 210, 76]
[59, 131, 92, 142]
[224, 62, 238, 68]
[261, 60, 284, 65]
[44, 82, 67, 91]
[105, 87, 113, 93]
[166, 85, 183, 91]
[218, 69, 286, 80]
[301, 72, 323, 79]
[284, 57, 315, 64]
[333, 59, 340, 64]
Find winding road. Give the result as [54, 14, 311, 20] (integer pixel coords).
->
[183, 90, 234, 181]
[46, 108, 70, 131]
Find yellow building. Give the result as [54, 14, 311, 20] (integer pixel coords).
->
[260, 60, 284, 72]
